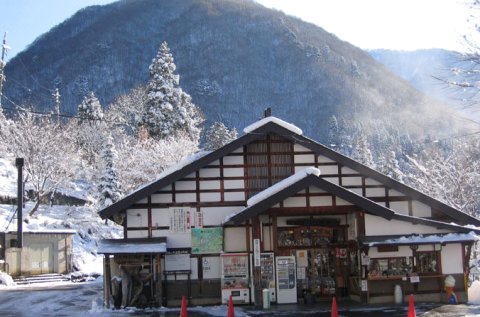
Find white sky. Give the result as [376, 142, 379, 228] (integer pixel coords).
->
[0, 0, 473, 61]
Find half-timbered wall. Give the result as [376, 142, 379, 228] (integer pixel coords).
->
[364, 214, 450, 236]
[292, 144, 436, 220]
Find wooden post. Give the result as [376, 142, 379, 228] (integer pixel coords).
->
[252, 217, 262, 307]
[104, 255, 112, 308]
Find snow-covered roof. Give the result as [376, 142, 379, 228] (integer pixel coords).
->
[4, 228, 77, 234]
[97, 238, 167, 254]
[366, 232, 479, 247]
[247, 167, 320, 207]
[243, 116, 303, 135]
[224, 167, 320, 223]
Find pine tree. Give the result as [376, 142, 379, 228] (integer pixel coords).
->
[386, 150, 404, 182]
[204, 121, 237, 151]
[77, 91, 104, 125]
[141, 41, 203, 141]
[352, 133, 375, 168]
[97, 134, 122, 208]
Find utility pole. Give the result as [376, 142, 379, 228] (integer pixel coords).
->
[52, 87, 61, 123]
[0, 32, 10, 110]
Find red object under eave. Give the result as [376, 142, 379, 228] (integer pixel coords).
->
[180, 295, 188, 317]
[331, 296, 338, 317]
[408, 294, 416, 317]
[227, 295, 235, 317]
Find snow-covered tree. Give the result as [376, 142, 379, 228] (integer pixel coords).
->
[77, 91, 104, 125]
[52, 87, 61, 123]
[141, 41, 203, 142]
[204, 121, 237, 151]
[97, 134, 122, 209]
[352, 133, 375, 168]
[105, 85, 146, 135]
[385, 150, 404, 182]
[7, 111, 77, 215]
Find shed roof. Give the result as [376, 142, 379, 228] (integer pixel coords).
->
[97, 237, 167, 254]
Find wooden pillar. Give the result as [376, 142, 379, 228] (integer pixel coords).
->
[252, 217, 262, 307]
[104, 255, 112, 308]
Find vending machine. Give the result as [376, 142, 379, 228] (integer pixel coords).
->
[250, 252, 277, 304]
[221, 253, 250, 304]
[276, 255, 297, 304]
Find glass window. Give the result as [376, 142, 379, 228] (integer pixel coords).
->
[368, 257, 412, 277]
[416, 251, 440, 274]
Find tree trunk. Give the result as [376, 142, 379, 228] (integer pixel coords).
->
[28, 194, 42, 216]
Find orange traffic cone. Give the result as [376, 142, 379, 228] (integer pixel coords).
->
[180, 295, 188, 317]
[331, 296, 338, 317]
[408, 294, 416, 317]
[227, 295, 235, 317]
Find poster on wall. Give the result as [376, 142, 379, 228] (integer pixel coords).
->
[165, 252, 191, 271]
[191, 227, 223, 254]
[169, 207, 191, 233]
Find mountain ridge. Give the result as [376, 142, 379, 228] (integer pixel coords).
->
[3, 0, 467, 143]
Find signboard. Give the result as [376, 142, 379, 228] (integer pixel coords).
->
[361, 280, 368, 291]
[169, 207, 191, 233]
[165, 252, 190, 271]
[296, 250, 308, 268]
[191, 227, 223, 254]
[254, 239, 261, 267]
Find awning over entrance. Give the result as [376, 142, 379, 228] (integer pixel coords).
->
[98, 237, 167, 254]
[359, 232, 479, 247]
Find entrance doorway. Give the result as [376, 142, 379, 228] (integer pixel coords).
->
[296, 247, 350, 301]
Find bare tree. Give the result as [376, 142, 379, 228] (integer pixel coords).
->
[7, 111, 78, 216]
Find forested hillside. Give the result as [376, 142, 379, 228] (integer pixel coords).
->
[3, 0, 471, 144]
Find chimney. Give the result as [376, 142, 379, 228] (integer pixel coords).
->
[15, 158, 23, 248]
[264, 107, 272, 118]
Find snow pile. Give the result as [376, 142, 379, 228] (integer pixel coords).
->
[368, 232, 479, 246]
[469, 280, 480, 304]
[243, 116, 303, 135]
[0, 272, 15, 287]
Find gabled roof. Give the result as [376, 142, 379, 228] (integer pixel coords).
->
[225, 171, 396, 225]
[99, 117, 480, 227]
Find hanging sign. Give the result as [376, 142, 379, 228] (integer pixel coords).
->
[169, 207, 191, 233]
[254, 239, 261, 267]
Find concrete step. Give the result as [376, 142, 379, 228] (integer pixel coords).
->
[14, 273, 70, 285]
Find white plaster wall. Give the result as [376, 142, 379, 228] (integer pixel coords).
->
[294, 154, 316, 164]
[175, 181, 196, 190]
[310, 196, 333, 206]
[341, 167, 358, 174]
[441, 244, 464, 274]
[390, 201, 409, 215]
[317, 155, 335, 163]
[224, 227, 247, 252]
[223, 168, 244, 177]
[202, 206, 244, 226]
[342, 176, 362, 186]
[365, 188, 385, 197]
[388, 189, 404, 197]
[151, 193, 172, 203]
[336, 198, 352, 206]
[365, 178, 382, 186]
[365, 214, 450, 236]
[200, 180, 221, 190]
[151, 208, 172, 227]
[176, 193, 196, 203]
[294, 144, 310, 152]
[318, 165, 338, 175]
[199, 168, 220, 178]
[127, 230, 148, 238]
[224, 191, 246, 201]
[200, 192, 221, 202]
[308, 186, 327, 193]
[224, 180, 244, 189]
[412, 201, 432, 218]
[223, 155, 244, 165]
[126, 209, 148, 227]
[324, 177, 339, 185]
[283, 196, 307, 207]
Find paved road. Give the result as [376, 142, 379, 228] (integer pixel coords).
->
[0, 280, 479, 316]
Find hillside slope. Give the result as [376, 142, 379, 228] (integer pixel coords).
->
[3, 0, 467, 142]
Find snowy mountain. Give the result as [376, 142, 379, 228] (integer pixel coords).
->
[2, 0, 472, 144]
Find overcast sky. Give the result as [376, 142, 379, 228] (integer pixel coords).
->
[0, 0, 472, 61]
